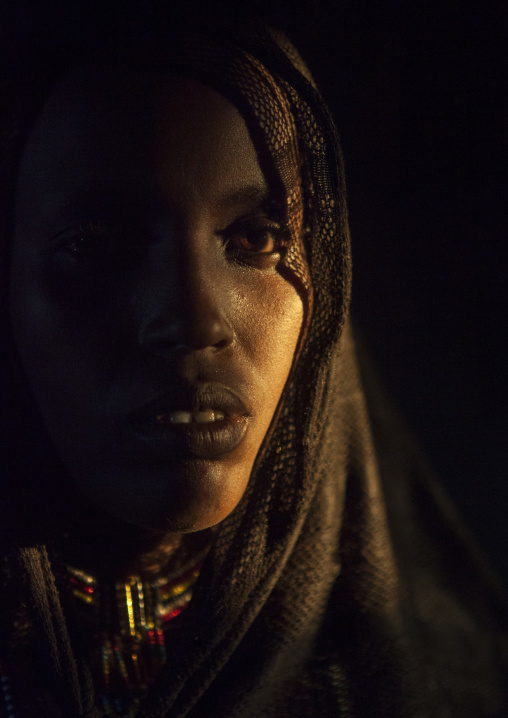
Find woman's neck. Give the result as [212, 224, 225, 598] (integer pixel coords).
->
[57, 495, 213, 582]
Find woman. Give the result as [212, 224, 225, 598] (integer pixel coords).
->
[1, 11, 507, 717]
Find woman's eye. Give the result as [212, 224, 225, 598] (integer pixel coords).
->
[225, 221, 288, 260]
[51, 222, 134, 270]
[61, 234, 106, 255]
[53, 222, 112, 256]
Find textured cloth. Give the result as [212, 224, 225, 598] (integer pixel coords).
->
[1, 16, 507, 717]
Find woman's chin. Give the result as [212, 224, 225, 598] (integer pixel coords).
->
[113, 504, 229, 535]
[71, 460, 250, 535]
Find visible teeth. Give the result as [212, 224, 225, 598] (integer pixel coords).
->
[156, 410, 225, 425]
[159, 411, 192, 424]
[193, 410, 222, 423]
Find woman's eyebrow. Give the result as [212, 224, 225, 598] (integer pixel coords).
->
[43, 190, 138, 222]
[214, 185, 270, 213]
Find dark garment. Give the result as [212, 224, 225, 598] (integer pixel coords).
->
[8, 321, 508, 717]
[135, 321, 507, 718]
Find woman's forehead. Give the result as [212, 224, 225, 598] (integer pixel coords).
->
[15, 74, 270, 226]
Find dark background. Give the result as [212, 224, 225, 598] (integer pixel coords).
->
[3, 0, 507, 581]
[264, 0, 507, 582]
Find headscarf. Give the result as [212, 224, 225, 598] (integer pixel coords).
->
[1, 13, 507, 717]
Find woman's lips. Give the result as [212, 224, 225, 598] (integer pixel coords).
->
[127, 384, 251, 459]
[156, 409, 225, 424]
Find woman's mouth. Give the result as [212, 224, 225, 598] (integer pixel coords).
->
[156, 410, 225, 424]
[127, 385, 251, 460]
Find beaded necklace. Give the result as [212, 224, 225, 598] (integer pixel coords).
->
[68, 550, 206, 717]
[0, 552, 206, 718]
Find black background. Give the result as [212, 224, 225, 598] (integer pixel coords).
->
[3, 0, 507, 581]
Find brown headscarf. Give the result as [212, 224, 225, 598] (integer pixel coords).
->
[1, 13, 507, 717]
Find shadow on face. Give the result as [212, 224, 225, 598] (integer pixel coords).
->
[9, 72, 304, 540]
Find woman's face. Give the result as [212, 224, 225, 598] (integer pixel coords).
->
[9, 73, 304, 533]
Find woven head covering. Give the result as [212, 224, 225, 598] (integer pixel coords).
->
[1, 11, 507, 718]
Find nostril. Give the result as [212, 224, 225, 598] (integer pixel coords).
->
[201, 318, 234, 350]
[139, 315, 233, 354]
[138, 320, 180, 352]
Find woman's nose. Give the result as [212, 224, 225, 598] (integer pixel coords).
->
[137, 259, 234, 356]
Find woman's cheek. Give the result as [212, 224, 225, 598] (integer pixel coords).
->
[238, 270, 303, 347]
[232, 269, 304, 400]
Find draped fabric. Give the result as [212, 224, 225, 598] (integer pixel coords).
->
[1, 15, 507, 717]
